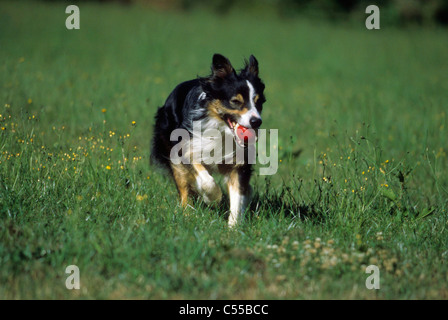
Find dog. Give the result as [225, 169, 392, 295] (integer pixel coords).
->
[151, 54, 266, 227]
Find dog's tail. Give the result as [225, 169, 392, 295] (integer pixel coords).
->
[150, 106, 173, 171]
[150, 79, 200, 171]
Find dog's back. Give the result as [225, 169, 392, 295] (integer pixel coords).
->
[151, 79, 201, 169]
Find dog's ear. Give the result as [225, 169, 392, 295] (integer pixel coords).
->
[241, 55, 258, 77]
[246, 55, 258, 77]
[249, 55, 259, 76]
[211, 54, 235, 79]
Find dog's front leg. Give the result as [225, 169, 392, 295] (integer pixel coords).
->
[192, 163, 222, 205]
[226, 166, 252, 228]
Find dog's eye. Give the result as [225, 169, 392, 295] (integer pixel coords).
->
[230, 98, 243, 107]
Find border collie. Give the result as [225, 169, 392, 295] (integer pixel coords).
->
[151, 54, 266, 227]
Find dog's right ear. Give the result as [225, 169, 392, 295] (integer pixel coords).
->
[211, 54, 235, 79]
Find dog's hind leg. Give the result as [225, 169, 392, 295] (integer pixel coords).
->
[170, 163, 192, 207]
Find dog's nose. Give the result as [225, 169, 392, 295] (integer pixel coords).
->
[250, 117, 262, 129]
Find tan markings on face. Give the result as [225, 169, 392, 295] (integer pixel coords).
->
[230, 94, 244, 108]
[207, 99, 250, 120]
[254, 94, 259, 104]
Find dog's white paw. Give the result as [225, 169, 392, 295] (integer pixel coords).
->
[196, 172, 222, 204]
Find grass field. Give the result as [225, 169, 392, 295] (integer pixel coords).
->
[1, 1, 448, 299]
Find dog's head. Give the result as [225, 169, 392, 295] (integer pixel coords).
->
[200, 54, 266, 147]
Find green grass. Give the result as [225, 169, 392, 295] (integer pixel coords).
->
[1, 1, 448, 299]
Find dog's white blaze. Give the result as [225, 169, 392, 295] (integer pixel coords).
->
[239, 80, 261, 128]
[246, 80, 257, 110]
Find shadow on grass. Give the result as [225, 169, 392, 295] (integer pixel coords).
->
[150, 165, 326, 225]
[188, 188, 326, 226]
[248, 189, 326, 224]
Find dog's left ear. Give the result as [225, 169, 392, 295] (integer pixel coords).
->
[242, 55, 259, 77]
[248, 55, 259, 76]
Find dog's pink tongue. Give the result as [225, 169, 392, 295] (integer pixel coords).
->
[236, 125, 256, 144]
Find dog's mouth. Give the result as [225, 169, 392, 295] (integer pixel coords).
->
[225, 117, 257, 148]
